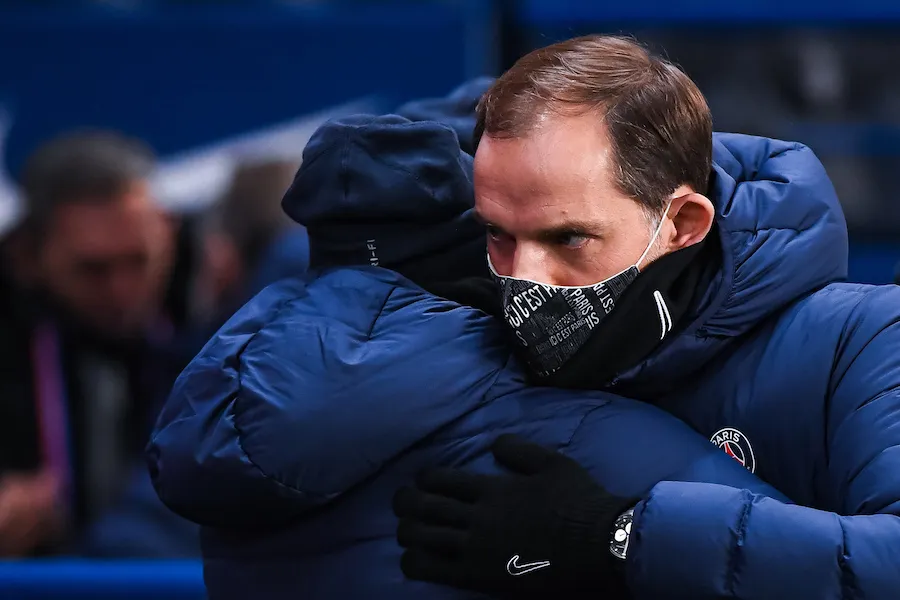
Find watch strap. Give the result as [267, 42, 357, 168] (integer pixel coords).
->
[609, 507, 634, 561]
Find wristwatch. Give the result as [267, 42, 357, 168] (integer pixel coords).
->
[609, 507, 634, 561]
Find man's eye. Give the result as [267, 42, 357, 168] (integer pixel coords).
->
[555, 233, 590, 249]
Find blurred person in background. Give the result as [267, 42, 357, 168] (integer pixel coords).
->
[191, 159, 308, 331]
[0, 130, 185, 556]
[168, 159, 309, 369]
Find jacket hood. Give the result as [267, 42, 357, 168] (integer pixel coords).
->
[618, 134, 849, 392]
[706, 134, 848, 333]
[282, 114, 488, 285]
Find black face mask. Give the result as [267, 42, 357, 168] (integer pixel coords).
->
[539, 233, 717, 390]
[489, 209, 673, 379]
[423, 230, 717, 390]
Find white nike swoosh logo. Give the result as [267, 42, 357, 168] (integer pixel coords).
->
[653, 290, 673, 341]
[506, 554, 551, 576]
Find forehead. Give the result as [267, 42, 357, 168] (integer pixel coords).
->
[45, 186, 157, 255]
[473, 113, 625, 231]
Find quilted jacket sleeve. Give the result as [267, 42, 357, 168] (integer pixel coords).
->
[626, 285, 900, 600]
[147, 269, 511, 529]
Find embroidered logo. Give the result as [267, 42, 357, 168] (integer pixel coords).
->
[506, 555, 551, 576]
[710, 427, 756, 473]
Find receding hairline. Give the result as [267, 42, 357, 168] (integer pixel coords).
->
[476, 35, 664, 135]
[474, 34, 713, 215]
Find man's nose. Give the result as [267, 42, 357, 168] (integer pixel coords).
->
[510, 244, 556, 285]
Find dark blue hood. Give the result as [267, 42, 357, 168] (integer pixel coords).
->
[705, 134, 848, 335]
[618, 134, 849, 392]
[282, 114, 488, 285]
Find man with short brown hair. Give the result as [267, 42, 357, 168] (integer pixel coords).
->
[0, 130, 178, 555]
[394, 35, 900, 599]
[476, 34, 712, 224]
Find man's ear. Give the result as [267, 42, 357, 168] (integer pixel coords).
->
[666, 192, 715, 252]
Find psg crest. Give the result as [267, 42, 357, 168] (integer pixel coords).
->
[710, 427, 756, 473]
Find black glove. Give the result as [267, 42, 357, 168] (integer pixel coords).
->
[393, 434, 637, 598]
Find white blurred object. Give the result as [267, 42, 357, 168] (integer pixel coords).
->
[0, 108, 24, 240]
[151, 97, 380, 215]
[797, 33, 845, 112]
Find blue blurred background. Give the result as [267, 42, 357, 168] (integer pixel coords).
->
[0, 1, 897, 598]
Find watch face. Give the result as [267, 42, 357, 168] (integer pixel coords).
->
[609, 509, 634, 561]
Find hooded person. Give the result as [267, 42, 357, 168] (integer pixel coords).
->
[146, 112, 791, 599]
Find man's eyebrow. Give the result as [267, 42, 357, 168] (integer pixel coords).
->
[473, 211, 605, 238]
[535, 219, 605, 239]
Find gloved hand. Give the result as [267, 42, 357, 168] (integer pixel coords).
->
[393, 434, 637, 598]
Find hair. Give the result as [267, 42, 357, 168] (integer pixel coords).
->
[19, 129, 156, 236]
[475, 35, 713, 218]
[212, 159, 298, 267]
